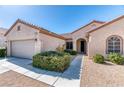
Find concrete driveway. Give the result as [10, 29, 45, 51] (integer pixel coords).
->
[0, 70, 51, 87]
[0, 55, 83, 87]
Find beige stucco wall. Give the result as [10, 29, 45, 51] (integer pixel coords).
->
[88, 18, 124, 58]
[6, 22, 40, 56]
[6, 22, 65, 57]
[6, 23, 38, 41]
[39, 33, 65, 52]
[72, 22, 102, 51]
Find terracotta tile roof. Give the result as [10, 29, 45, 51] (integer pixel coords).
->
[5, 19, 66, 40]
[88, 15, 124, 33]
[60, 20, 105, 39]
[71, 20, 105, 34]
[60, 33, 72, 40]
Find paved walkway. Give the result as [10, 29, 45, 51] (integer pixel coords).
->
[0, 55, 83, 87]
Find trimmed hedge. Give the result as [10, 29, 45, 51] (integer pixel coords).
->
[64, 50, 77, 55]
[107, 53, 124, 65]
[93, 54, 105, 64]
[33, 51, 71, 72]
[0, 48, 6, 57]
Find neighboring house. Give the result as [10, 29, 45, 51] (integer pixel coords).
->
[5, 19, 65, 59]
[0, 28, 7, 48]
[5, 15, 124, 59]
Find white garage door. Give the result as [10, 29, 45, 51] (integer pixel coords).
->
[11, 40, 35, 59]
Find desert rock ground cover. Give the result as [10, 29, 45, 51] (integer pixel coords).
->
[81, 56, 124, 87]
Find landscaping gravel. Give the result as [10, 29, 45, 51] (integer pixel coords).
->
[81, 56, 124, 87]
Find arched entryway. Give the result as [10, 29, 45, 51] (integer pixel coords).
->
[76, 38, 87, 54]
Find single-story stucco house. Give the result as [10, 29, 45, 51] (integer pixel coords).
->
[5, 15, 124, 59]
[0, 28, 7, 48]
[5, 19, 65, 59]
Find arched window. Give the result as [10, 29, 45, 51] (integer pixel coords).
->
[107, 35, 122, 54]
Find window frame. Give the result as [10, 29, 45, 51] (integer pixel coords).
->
[66, 41, 73, 50]
[106, 35, 123, 54]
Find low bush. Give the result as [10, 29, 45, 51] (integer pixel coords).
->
[56, 46, 64, 52]
[0, 48, 6, 57]
[93, 54, 105, 64]
[33, 51, 71, 72]
[107, 53, 124, 65]
[64, 50, 77, 55]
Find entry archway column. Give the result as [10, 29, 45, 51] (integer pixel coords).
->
[73, 40, 77, 51]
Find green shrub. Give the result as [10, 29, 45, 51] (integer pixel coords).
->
[0, 48, 6, 57]
[107, 53, 124, 65]
[64, 50, 77, 55]
[33, 51, 71, 72]
[93, 54, 105, 64]
[56, 45, 64, 52]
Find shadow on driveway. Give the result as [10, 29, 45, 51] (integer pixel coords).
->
[5, 55, 83, 80]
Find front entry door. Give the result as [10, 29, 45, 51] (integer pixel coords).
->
[80, 41, 85, 53]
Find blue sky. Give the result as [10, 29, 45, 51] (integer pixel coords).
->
[1, 5, 124, 34]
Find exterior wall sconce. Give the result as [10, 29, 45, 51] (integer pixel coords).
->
[35, 38, 37, 41]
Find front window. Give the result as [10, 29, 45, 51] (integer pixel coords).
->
[107, 36, 122, 54]
[66, 42, 73, 50]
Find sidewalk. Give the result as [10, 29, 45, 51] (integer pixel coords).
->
[0, 55, 83, 87]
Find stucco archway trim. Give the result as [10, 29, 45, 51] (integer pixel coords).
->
[76, 38, 87, 54]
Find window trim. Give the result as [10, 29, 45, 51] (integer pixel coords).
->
[66, 41, 73, 50]
[106, 35, 123, 54]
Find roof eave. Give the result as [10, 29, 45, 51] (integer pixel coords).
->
[4, 19, 66, 40]
[88, 15, 124, 34]
[71, 20, 105, 34]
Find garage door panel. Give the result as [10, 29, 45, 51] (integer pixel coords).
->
[11, 40, 35, 59]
